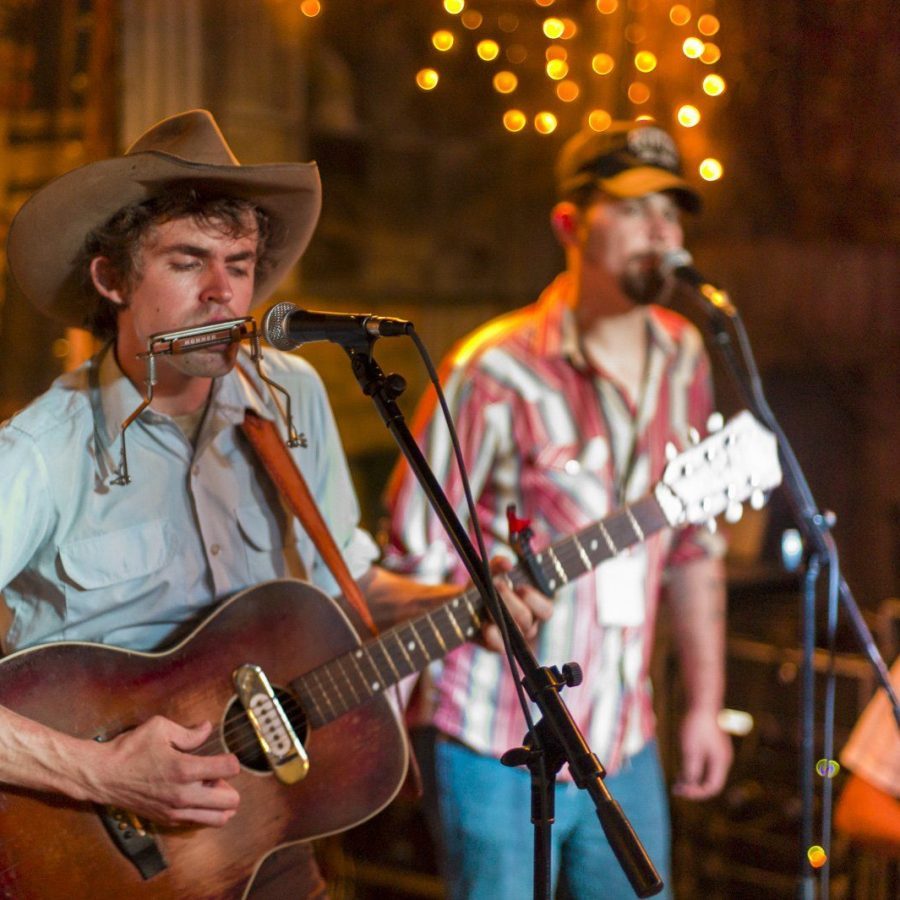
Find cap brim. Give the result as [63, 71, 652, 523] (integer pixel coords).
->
[600, 166, 702, 213]
[7, 152, 322, 328]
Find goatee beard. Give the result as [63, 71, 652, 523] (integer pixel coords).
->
[620, 266, 665, 306]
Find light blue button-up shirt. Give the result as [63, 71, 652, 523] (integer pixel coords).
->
[0, 345, 378, 652]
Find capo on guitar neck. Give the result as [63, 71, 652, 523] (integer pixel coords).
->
[507, 505, 555, 597]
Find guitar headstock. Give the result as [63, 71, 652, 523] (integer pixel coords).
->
[654, 411, 782, 528]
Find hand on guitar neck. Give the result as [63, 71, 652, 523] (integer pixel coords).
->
[0, 703, 241, 828]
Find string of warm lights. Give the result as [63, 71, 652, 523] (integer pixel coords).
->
[415, 0, 727, 182]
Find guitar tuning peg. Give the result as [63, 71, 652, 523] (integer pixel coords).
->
[724, 501, 744, 524]
[688, 427, 701, 445]
[750, 489, 766, 510]
[705, 517, 718, 534]
[707, 412, 724, 433]
[665, 441, 679, 461]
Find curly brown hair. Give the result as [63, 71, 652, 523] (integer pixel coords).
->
[78, 186, 281, 340]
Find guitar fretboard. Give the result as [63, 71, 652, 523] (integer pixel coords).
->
[291, 494, 668, 730]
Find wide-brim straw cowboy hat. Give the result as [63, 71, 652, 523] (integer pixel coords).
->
[7, 109, 322, 328]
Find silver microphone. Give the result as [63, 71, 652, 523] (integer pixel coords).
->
[263, 301, 413, 351]
[660, 249, 737, 318]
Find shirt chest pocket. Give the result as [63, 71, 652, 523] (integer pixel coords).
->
[58, 518, 173, 591]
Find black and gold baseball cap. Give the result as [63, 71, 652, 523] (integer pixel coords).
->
[555, 120, 701, 213]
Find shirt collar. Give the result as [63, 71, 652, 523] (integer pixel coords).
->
[91, 344, 277, 452]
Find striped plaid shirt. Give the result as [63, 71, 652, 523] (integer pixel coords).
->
[385, 274, 722, 773]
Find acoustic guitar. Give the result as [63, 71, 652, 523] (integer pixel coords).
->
[0, 411, 780, 898]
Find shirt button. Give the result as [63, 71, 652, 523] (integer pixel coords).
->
[210, 544, 221, 556]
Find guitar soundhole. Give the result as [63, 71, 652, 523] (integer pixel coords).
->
[223, 687, 309, 773]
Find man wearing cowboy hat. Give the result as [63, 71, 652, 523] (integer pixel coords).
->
[386, 121, 733, 899]
[0, 110, 549, 897]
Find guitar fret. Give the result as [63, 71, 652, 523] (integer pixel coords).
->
[391, 629, 415, 672]
[546, 547, 568, 588]
[445, 603, 466, 644]
[319, 659, 350, 717]
[426, 612, 449, 654]
[303, 669, 330, 726]
[333, 655, 362, 707]
[625, 506, 645, 541]
[375, 640, 402, 683]
[598, 521, 617, 555]
[353, 646, 385, 695]
[571, 535, 593, 572]
[361, 645, 391, 691]
[407, 618, 433, 661]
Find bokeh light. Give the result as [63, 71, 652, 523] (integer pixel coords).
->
[597, 0, 618, 13]
[507, 45, 527, 64]
[669, 4, 691, 26]
[300, 0, 321, 17]
[816, 759, 840, 779]
[543, 18, 565, 39]
[432, 30, 455, 52]
[808, 846, 827, 869]
[560, 18, 578, 39]
[556, 80, 580, 102]
[588, 109, 612, 131]
[683, 37, 705, 58]
[416, 68, 439, 91]
[534, 111, 558, 134]
[625, 24, 646, 44]
[592, 52, 615, 75]
[493, 70, 518, 94]
[461, 10, 482, 29]
[703, 74, 726, 96]
[477, 40, 500, 61]
[698, 14, 720, 36]
[443, 0, 465, 13]
[634, 51, 657, 73]
[503, 109, 527, 132]
[498, 14, 519, 33]
[546, 58, 569, 80]
[699, 158, 723, 181]
[701, 42, 722, 64]
[677, 104, 701, 127]
[628, 82, 651, 104]
[546, 45, 567, 61]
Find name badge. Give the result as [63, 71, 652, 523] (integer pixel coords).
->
[594, 551, 646, 627]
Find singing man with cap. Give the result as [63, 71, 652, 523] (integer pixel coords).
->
[386, 121, 733, 899]
[0, 110, 547, 898]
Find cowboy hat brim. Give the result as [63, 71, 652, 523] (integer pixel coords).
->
[7, 150, 322, 328]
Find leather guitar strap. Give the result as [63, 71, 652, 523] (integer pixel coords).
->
[241, 408, 378, 637]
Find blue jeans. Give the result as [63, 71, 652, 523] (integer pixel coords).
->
[434, 738, 672, 900]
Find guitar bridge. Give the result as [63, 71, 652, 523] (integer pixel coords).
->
[97, 805, 166, 880]
[233, 664, 309, 784]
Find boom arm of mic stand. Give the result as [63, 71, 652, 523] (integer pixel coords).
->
[342, 344, 663, 898]
[702, 309, 899, 726]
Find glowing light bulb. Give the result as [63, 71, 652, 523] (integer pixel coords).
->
[493, 71, 518, 94]
[698, 14, 720, 36]
[683, 37, 704, 58]
[503, 109, 527, 132]
[699, 158, 723, 181]
[534, 112, 558, 134]
[543, 17, 565, 39]
[444, 0, 465, 14]
[477, 39, 500, 61]
[416, 69, 439, 91]
[628, 82, 651, 104]
[556, 80, 580, 102]
[703, 74, 726, 96]
[300, 0, 321, 16]
[588, 109, 612, 131]
[677, 104, 701, 127]
[432, 30, 455, 52]
[592, 52, 615, 75]
[807, 846, 827, 869]
[669, 4, 691, 26]
[701, 42, 721, 64]
[546, 58, 569, 80]
[634, 51, 657, 72]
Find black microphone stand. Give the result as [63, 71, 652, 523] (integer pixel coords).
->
[341, 336, 664, 900]
[687, 294, 898, 900]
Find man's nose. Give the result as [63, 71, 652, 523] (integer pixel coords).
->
[200, 262, 233, 304]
